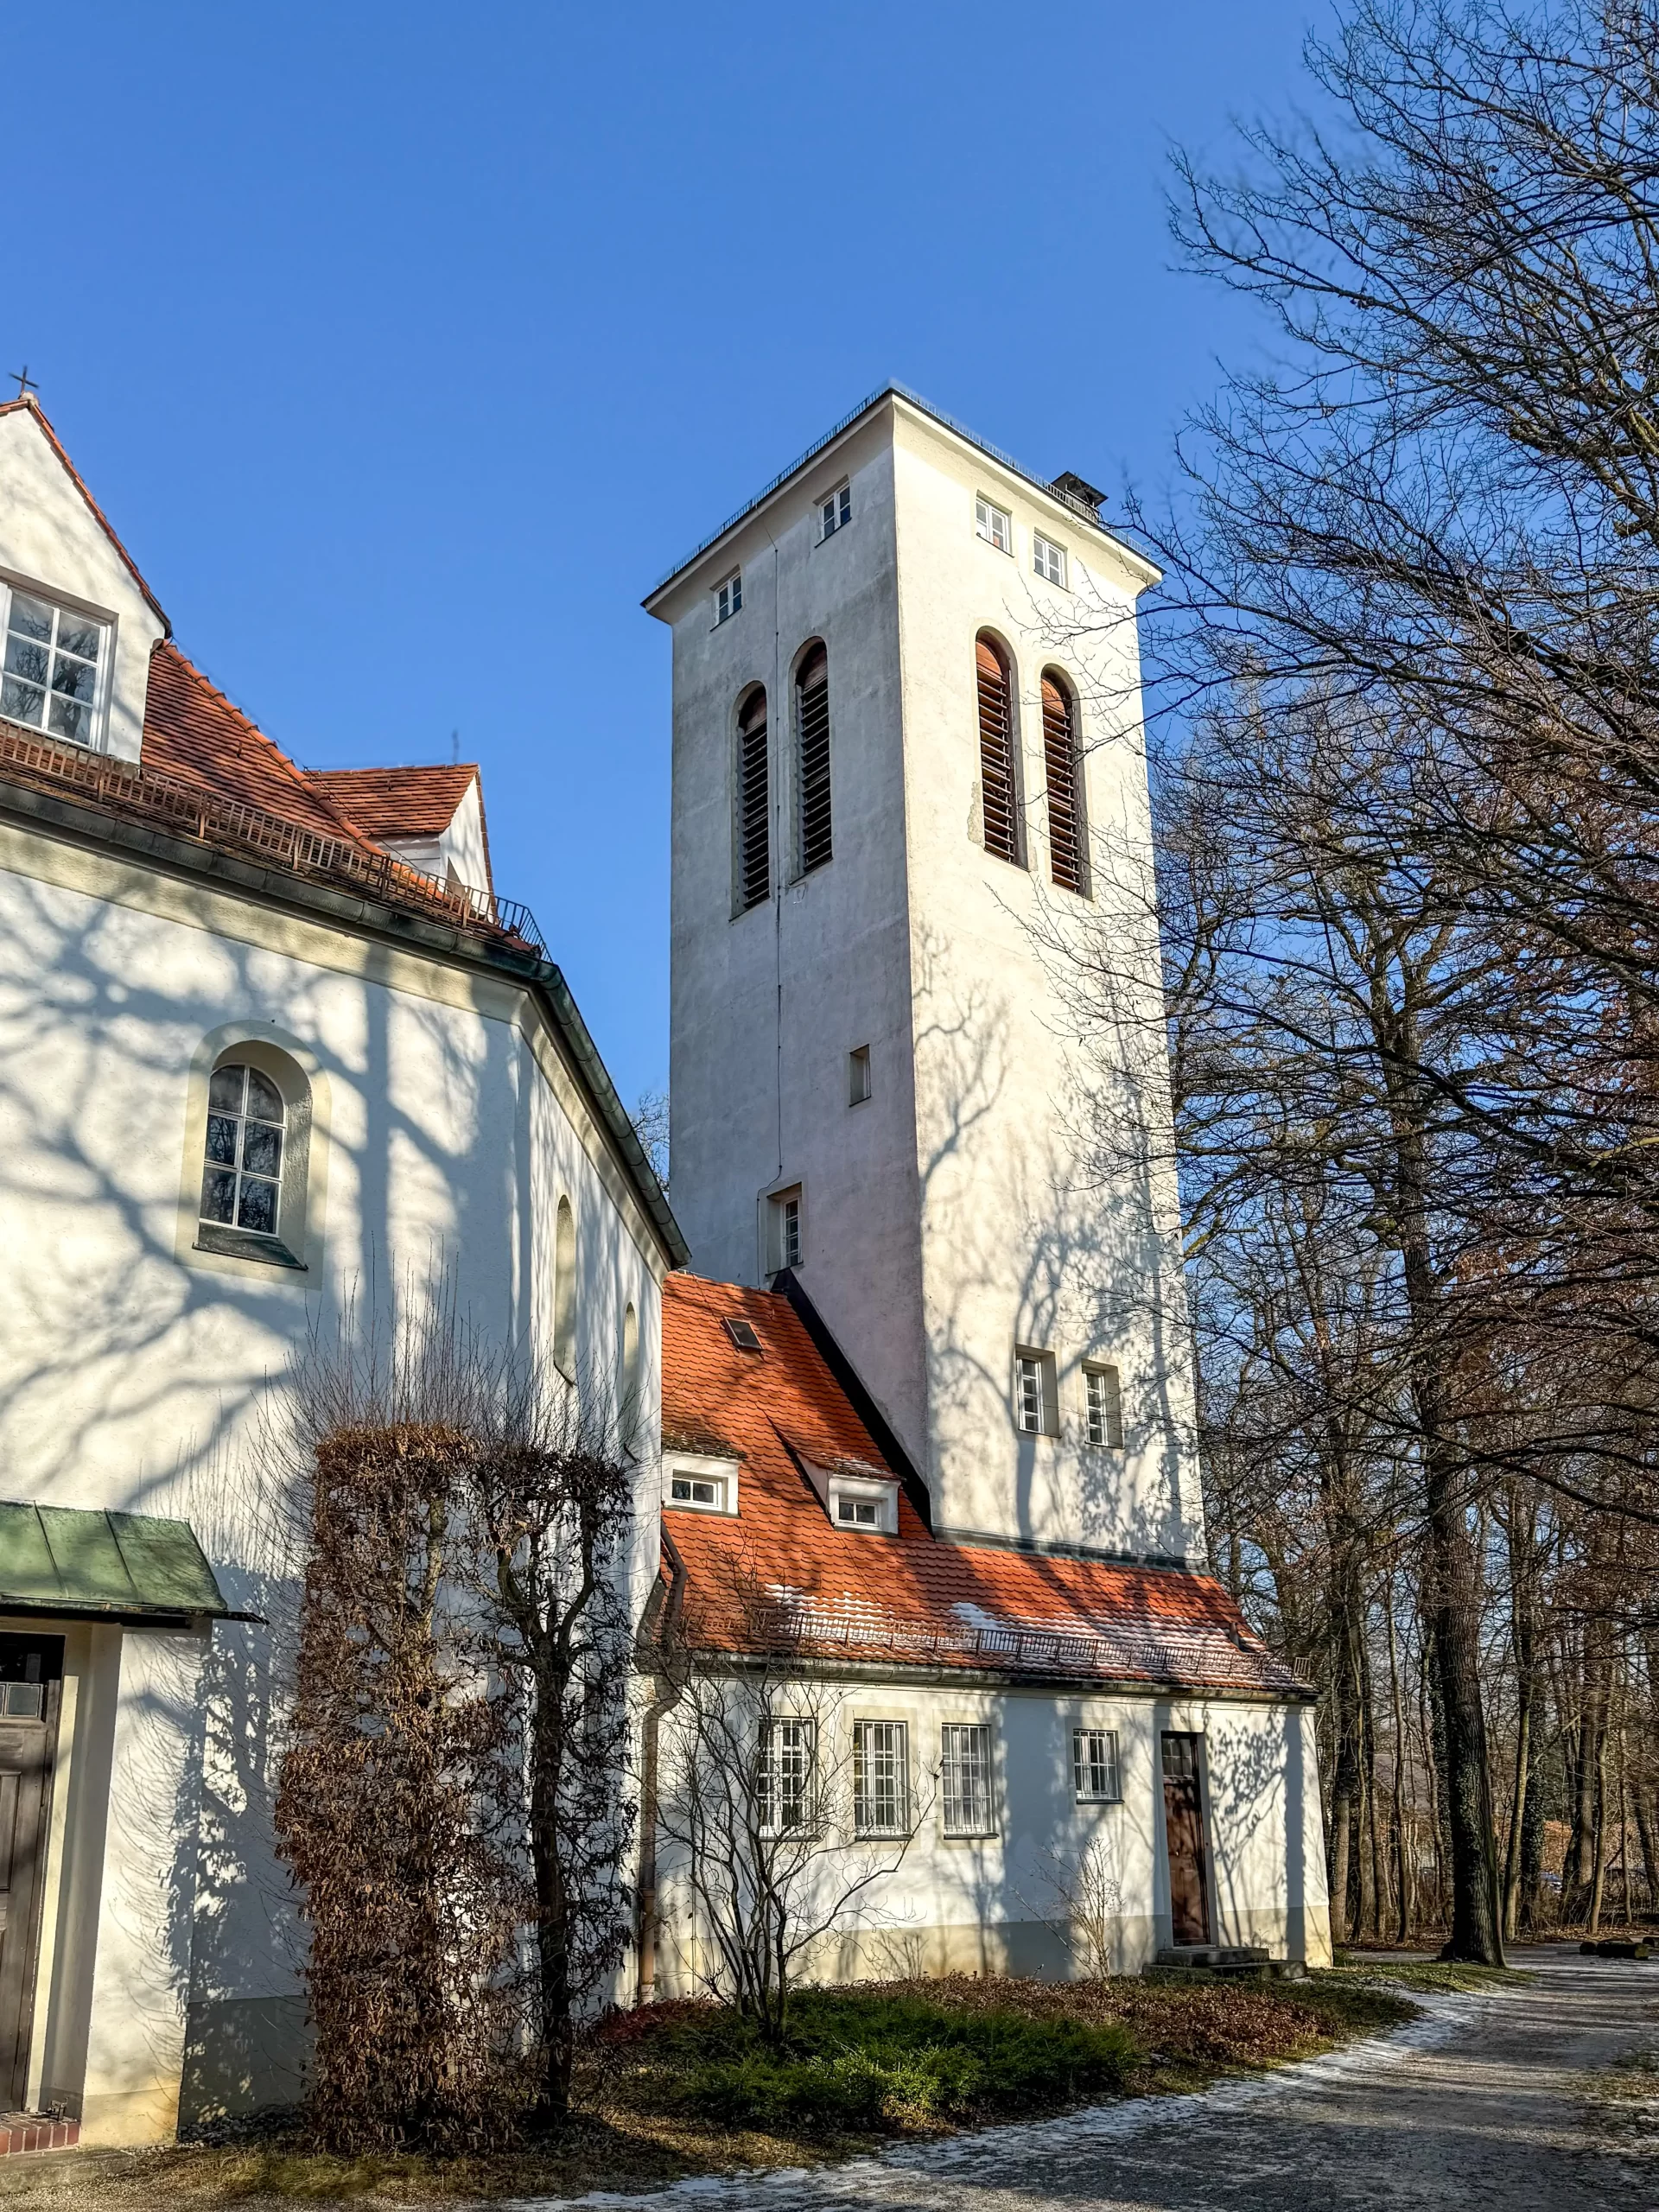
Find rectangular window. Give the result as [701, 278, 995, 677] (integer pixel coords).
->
[854, 1719, 908, 1836]
[1033, 533, 1068, 587]
[976, 496, 1012, 553]
[820, 482, 852, 538]
[1073, 1726, 1122, 1802]
[767, 1185, 803, 1273]
[1015, 1349, 1057, 1435]
[837, 1495, 879, 1525]
[849, 1044, 871, 1104]
[940, 1723, 995, 1836]
[715, 571, 742, 625]
[669, 1472, 727, 1510]
[760, 1718, 815, 1834]
[1085, 1363, 1124, 1448]
[2, 586, 106, 747]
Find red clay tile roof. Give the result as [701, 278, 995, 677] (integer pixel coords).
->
[303, 764, 479, 841]
[141, 644, 381, 847]
[659, 1274, 1302, 1698]
[0, 398, 168, 630]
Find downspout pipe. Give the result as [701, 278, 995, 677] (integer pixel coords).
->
[634, 1522, 689, 2005]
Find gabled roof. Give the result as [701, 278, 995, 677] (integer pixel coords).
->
[303, 763, 480, 841]
[658, 1274, 1303, 1698]
[0, 397, 169, 631]
[143, 643, 381, 847]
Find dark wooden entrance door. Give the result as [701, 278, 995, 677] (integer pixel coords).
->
[1161, 1731, 1212, 1945]
[0, 1636, 62, 2111]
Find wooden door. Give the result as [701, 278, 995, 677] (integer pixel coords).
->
[1161, 1731, 1212, 1945]
[0, 1636, 62, 2111]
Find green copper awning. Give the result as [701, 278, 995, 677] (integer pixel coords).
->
[0, 1503, 234, 1621]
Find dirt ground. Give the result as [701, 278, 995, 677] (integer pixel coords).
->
[0, 1946, 1651, 2210]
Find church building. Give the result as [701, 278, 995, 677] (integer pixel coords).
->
[642, 386, 1330, 1983]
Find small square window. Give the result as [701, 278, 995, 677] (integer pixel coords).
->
[976, 497, 1012, 555]
[715, 571, 742, 626]
[1033, 534, 1068, 588]
[820, 482, 852, 538]
[849, 1044, 871, 1105]
[722, 1314, 764, 1352]
[1084, 1363, 1124, 1449]
[1015, 1348, 1058, 1436]
[1073, 1726, 1122, 1802]
[670, 1472, 725, 1510]
[665, 1453, 741, 1513]
[941, 1722, 995, 1836]
[2, 584, 107, 747]
[837, 1495, 879, 1525]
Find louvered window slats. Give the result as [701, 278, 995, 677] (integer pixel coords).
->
[1043, 677, 1086, 893]
[797, 654, 833, 874]
[976, 640, 1020, 865]
[738, 694, 769, 910]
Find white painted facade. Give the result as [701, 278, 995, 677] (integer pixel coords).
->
[379, 772, 493, 895]
[652, 391, 1198, 1560]
[650, 390, 1331, 1988]
[0, 404, 677, 2144]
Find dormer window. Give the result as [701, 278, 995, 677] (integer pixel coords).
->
[665, 1452, 741, 1515]
[2, 587, 106, 747]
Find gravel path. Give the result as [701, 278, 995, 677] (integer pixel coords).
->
[528, 1947, 1659, 2212]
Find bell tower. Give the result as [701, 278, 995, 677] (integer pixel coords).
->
[649, 387, 1204, 1565]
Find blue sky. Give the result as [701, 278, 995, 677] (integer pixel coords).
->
[8, 1, 1323, 1110]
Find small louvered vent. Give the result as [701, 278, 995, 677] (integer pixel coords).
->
[1042, 674, 1086, 894]
[737, 686, 769, 910]
[796, 645, 832, 874]
[976, 636, 1020, 866]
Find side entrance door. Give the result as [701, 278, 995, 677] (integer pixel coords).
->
[0, 1635, 63, 2111]
[1160, 1730, 1212, 1945]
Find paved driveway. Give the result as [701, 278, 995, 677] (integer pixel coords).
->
[534, 1948, 1659, 2212]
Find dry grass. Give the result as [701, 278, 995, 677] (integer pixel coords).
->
[0, 1971, 1425, 2209]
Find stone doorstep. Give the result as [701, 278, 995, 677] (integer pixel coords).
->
[1147, 1945, 1308, 1983]
[0, 2117, 79, 2157]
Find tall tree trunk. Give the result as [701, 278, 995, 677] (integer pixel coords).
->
[1503, 1492, 1539, 1944]
[1385, 1576, 1411, 1941]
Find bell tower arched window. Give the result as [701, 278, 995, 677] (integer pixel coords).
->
[1041, 671, 1087, 894]
[735, 685, 770, 912]
[794, 644, 832, 875]
[976, 635, 1021, 866]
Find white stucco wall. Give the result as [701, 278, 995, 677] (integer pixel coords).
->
[0, 407, 167, 763]
[652, 1674, 1331, 1993]
[0, 817, 667, 2136]
[656, 394, 1201, 1560]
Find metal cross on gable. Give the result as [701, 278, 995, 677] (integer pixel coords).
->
[9, 365, 37, 401]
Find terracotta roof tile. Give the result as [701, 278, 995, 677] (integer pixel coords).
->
[660, 1274, 1302, 1698]
[139, 645, 380, 847]
[303, 765, 480, 841]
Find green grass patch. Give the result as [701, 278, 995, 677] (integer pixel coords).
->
[1325, 1956, 1520, 1996]
[640, 1989, 1137, 2131]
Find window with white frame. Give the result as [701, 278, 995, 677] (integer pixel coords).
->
[819, 482, 851, 538]
[1072, 1726, 1122, 1802]
[975, 496, 1012, 553]
[1084, 1363, 1124, 1448]
[2, 586, 106, 747]
[767, 1185, 803, 1272]
[1015, 1348, 1058, 1435]
[828, 1472, 897, 1533]
[759, 1717, 815, 1833]
[940, 1722, 995, 1836]
[714, 570, 742, 625]
[665, 1452, 740, 1514]
[200, 1063, 286, 1238]
[853, 1719, 908, 1836]
[1033, 533, 1068, 588]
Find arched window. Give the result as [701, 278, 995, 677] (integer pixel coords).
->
[194, 1041, 313, 1269]
[620, 1300, 640, 1431]
[976, 634, 1020, 866]
[1041, 671, 1087, 894]
[735, 686, 770, 912]
[794, 644, 832, 874]
[553, 1196, 577, 1376]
